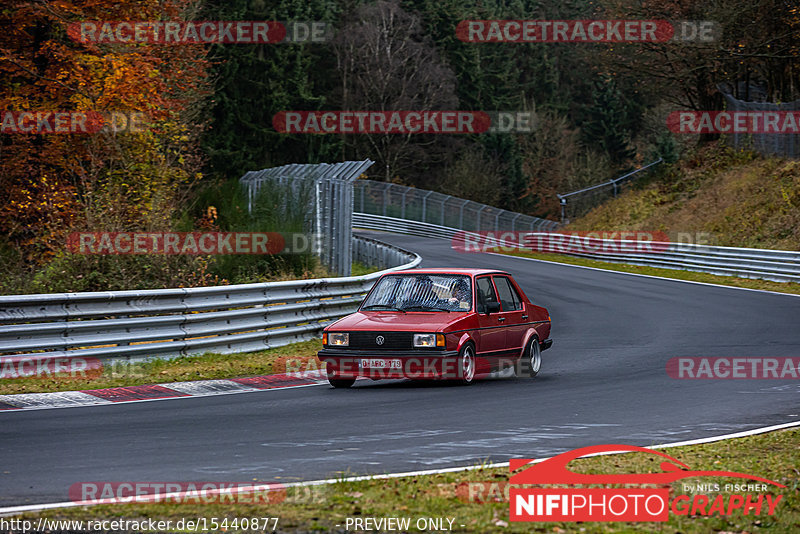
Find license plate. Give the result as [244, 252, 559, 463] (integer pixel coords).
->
[360, 358, 402, 369]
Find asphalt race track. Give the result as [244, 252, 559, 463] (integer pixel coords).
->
[2, 231, 799, 507]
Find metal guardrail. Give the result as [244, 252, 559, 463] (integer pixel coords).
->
[556, 159, 663, 224]
[353, 213, 800, 283]
[3, 204, 797, 366]
[0, 236, 420, 362]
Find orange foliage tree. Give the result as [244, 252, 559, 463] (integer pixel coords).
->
[0, 0, 209, 263]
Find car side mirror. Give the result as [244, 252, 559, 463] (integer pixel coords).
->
[485, 300, 501, 314]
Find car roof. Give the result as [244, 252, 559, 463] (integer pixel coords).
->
[385, 268, 509, 277]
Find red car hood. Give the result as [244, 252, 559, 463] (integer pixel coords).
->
[327, 311, 461, 332]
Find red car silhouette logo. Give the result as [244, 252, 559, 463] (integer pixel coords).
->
[510, 444, 785, 487]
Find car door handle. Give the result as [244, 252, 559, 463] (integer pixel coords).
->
[497, 317, 506, 322]
[521, 315, 528, 319]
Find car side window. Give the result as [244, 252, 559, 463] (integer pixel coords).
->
[475, 276, 497, 314]
[494, 276, 522, 311]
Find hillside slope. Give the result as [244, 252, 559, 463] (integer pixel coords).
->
[567, 146, 800, 250]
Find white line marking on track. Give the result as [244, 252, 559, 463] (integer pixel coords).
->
[2, 419, 797, 516]
[487, 251, 800, 298]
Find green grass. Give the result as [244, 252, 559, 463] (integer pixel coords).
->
[568, 146, 800, 251]
[0, 339, 323, 396]
[350, 261, 376, 277]
[10, 427, 798, 533]
[493, 248, 800, 295]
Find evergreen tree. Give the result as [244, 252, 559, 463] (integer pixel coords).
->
[201, 0, 341, 180]
[581, 76, 637, 166]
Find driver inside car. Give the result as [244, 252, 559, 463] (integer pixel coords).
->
[446, 279, 471, 310]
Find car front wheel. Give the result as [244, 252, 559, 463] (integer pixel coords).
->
[327, 367, 355, 388]
[457, 344, 476, 385]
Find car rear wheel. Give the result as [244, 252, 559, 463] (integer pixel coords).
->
[517, 337, 542, 378]
[458, 344, 476, 385]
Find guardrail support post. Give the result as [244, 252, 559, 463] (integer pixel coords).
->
[401, 188, 409, 219]
[511, 213, 521, 232]
[422, 190, 433, 224]
[477, 205, 487, 232]
[459, 199, 468, 229]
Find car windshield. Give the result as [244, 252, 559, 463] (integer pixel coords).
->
[362, 274, 472, 312]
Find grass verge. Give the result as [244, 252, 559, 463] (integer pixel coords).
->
[567, 146, 800, 251]
[493, 248, 800, 295]
[10, 427, 798, 533]
[0, 339, 323, 396]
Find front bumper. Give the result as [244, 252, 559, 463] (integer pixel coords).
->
[318, 348, 461, 380]
[541, 338, 553, 351]
[318, 348, 459, 359]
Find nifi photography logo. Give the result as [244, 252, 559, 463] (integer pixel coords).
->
[509, 444, 784, 522]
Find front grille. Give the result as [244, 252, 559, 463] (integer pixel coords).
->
[348, 331, 413, 350]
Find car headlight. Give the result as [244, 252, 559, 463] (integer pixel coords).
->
[414, 333, 445, 348]
[329, 332, 349, 346]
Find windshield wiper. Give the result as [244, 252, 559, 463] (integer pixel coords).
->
[402, 305, 451, 312]
[361, 304, 406, 312]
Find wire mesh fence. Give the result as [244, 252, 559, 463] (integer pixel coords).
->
[241, 163, 558, 274]
[720, 91, 800, 159]
[354, 180, 559, 233]
[240, 160, 374, 276]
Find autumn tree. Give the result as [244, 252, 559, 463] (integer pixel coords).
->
[0, 0, 210, 291]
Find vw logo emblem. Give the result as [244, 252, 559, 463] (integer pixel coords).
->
[375, 335, 385, 345]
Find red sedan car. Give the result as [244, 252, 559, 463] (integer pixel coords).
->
[317, 268, 552, 388]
